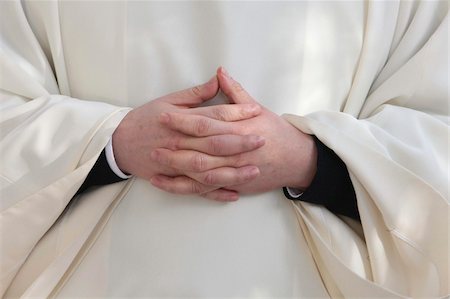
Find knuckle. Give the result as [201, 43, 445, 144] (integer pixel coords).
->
[194, 118, 210, 135]
[191, 153, 207, 172]
[203, 172, 216, 185]
[191, 85, 202, 97]
[213, 107, 230, 121]
[190, 180, 203, 194]
[208, 136, 223, 155]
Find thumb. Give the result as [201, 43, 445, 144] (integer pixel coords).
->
[164, 76, 219, 107]
[217, 67, 255, 104]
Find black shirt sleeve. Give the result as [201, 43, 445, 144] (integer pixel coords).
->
[75, 148, 127, 195]
[283, 136, 359, 220]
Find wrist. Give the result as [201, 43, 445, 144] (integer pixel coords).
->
[105, 138, 132, 179]
[284, 132, 317, 190]
[111, 112, 134, 175]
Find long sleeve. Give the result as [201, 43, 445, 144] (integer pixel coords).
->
[283, 2, 449, 297]
[0, 1, 129, 295]
[284, 136, 359, 220]
[75, 149, 127, 195]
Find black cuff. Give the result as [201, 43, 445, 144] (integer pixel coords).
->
[75, 148, 127, 195]
[284, 136, 359, 220]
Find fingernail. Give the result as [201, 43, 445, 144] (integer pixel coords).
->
[245, 104, 260, 114]
[220, 66, 230, 78]
[150, 149, 159, 161]
[248, 166, 260, 177]
[159, 113, 170, 123]
[150, 177, 159, 185]
[252, 135, 265, 145]
[228, 193, 239, 201]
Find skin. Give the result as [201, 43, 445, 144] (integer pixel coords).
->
[112, 75, 267, 201]
[150, 67, 318, 197]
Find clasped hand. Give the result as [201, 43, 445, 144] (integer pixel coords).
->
[113, 67, 317, 201]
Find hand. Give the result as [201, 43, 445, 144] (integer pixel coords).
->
[112, 76, 265, 200]
[151, 68, 317, 194]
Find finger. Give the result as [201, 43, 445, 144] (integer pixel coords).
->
[164, 76, 219, 107]
[151, 148, 247, 172]
[187, 103, 261, 121]
[177, 134, 265, 156]
[150, 175, 218, 195]
[188, 165, 260, 187]
[159, 112, 236, 137]
[151, 174, 239, 201]
[201, 189, 239, 202]
[217, 67, 255, 104]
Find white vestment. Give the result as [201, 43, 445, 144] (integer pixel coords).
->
[1, 1, 448, 297]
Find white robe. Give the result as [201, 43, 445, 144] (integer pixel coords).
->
[1, 1, 448, 297]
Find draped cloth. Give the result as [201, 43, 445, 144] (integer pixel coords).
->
[1, 1, 448, 297]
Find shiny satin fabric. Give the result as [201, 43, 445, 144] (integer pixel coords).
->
[0, 1, 448, 297]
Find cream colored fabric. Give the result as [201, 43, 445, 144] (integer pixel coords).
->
[0, 1, 448, 298]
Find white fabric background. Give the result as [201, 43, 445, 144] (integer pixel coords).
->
[1, 1, 448, 297]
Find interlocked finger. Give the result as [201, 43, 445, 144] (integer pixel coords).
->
[188, 165, 260, 187]
[151, 148, 247, 172]
[159, 112, 237, 137]
[150, 175, 239, 201]
[200, 189, 240, 201]
[217, 67, 255, 104]
[150, 175, 218, 195]
[176, 134, 265, 156]
[188, 103, 261, 121]
[164, 76, 219, 106]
